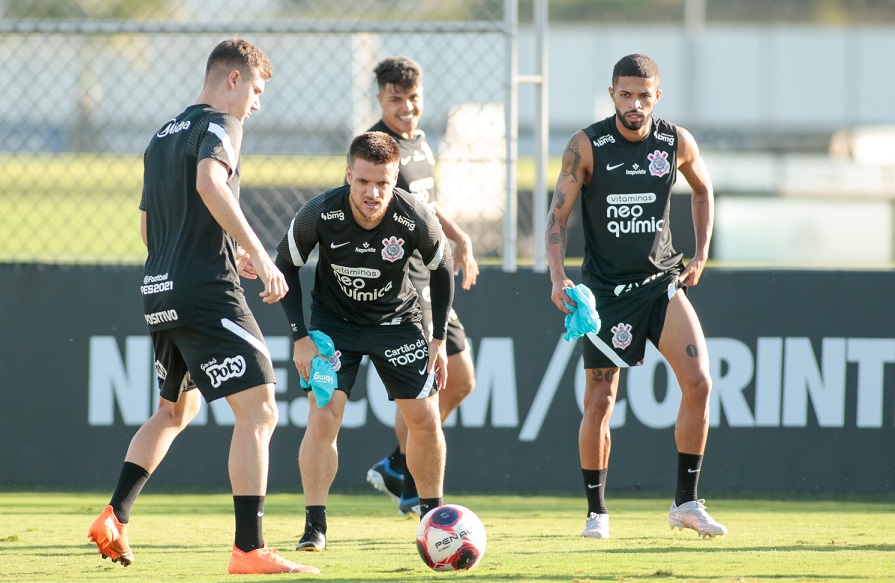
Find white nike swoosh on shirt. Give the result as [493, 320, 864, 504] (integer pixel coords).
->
[330, 241, 350, 248]
[401, 156, 412, 165]
[418, 368, 428, 375]
[606, 162, 624, 171]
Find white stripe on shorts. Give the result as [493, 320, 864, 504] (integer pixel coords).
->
[221, 318, 272, 364]
[586, 332, 629, 368]
[414, 372, 437, 399]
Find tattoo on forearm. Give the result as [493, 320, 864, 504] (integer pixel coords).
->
[686, 344, 699, 358]
[558, 226, 566, 261]
[546, 224, 567, 262]
[562, 140, 582, 183]
[550, 189, 566, 211]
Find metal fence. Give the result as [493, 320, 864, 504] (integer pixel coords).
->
[1, 0, 526, 265]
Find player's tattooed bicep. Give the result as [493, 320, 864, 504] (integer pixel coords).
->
[686, 344, 699, 358]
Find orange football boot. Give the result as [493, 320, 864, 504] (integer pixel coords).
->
[87, 505, 134, 566]
[228, 545, 320, 574]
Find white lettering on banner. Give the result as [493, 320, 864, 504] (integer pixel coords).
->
[708, 338, 756, 427]
[849, 339, 895, 427]
[88, 336, 152, 426]
[754, 337, 783, 426]
[457, 338, 518, 429]
[783, 338, 846, 427]
[519, 337, 574, 441]
[86, 335, 895, 432]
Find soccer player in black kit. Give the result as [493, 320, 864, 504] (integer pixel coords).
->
[546, 54, 727, 539]
[275, 131, 454, 551]
[363, 56, 479, 516]
[86, 39, 318, 575]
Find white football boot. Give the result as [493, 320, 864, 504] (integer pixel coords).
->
[668, 499, 728, 538]
[581, 512, 610, 539]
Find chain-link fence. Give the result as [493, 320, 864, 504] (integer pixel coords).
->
[1, 0, 518, 264]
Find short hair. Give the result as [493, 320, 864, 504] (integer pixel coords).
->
[205, 38, 273, 83]
[348, 131, 401, 167]
[374, 56, 423, 91]
[612, 54, 660, 87]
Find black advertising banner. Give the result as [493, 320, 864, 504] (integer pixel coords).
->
[1, 265, 893, 495]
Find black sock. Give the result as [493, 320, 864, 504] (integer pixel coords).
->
[402, 468, 418, 500]
[418, 497, 442, 519]
[109, 461, 150, 524]
[305, 505, 327, 533]
[583, 468, 608, 515]
[389, 446, 404, 472]
[233, 495, 265, 553]
[675, 453, 703, 506]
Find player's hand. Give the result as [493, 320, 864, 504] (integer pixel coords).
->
[253, 254, 288, 303]
[550, 276, 576, 314]
[453, 236, 479, 290]
[293, 336, 319, 383]
[680, 254, 707, 287]
[235, 247, 258, 279]
[427, 338, 449, 390]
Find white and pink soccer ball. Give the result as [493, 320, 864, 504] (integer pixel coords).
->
[416, 504, 487, 571]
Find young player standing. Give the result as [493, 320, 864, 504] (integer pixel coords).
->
[87, 39, 318, 575]
[546, 54, 727, 540]
[363, 56, 479, 516]
[276, 131, 454, 551]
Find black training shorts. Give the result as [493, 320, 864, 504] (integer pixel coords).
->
[310, 316, 438, 401]
[583, 274, 683, 369]
[151, 314, 276, 402]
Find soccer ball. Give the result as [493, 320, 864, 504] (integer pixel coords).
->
[416, 504, 486, 571]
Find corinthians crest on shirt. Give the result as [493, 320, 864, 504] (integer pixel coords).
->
[647, 150, 671, 177]
[381, 235, 405, 262]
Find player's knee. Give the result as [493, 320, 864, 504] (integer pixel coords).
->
[406, 410, 441, 436]
[456, 375, 475, 399]
[157, 398, 200, 430]
[307, 403, 341, 432]
[682, 373, 712, 404]
[248, 397, 279, 432]
[177, 398, 202, 428]
[583, 390, 614, 419]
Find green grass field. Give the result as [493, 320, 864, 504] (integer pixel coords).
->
[1, 153, 559, 264]
[1, 492, 892, 582]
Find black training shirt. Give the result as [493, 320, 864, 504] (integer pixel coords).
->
[579, 115, 683, 292]
[139, 104, 249, 330]
[276, 185, 449, 334]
